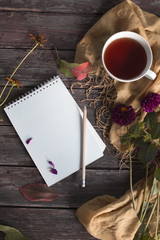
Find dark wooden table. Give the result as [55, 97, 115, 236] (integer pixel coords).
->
[0, 1, 159, 239]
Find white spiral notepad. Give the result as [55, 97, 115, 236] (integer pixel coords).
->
[4, 76, 105, 186]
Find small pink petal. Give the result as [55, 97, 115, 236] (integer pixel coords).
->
[48, 161, 55, 167]
[50, 168, 58, 175]
[26, 138, 33, 144]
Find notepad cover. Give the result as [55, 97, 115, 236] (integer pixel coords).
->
[4, 76, 105, 186]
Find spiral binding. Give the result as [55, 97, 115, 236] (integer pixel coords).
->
[5, 76, 60, 110]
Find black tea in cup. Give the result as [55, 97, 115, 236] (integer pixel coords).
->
[104, 38, 147, 80]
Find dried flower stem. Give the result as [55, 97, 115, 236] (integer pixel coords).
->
[140, 197, 158, 240]
[0, 84, 14, 107]
[129, 142, 137, 213]
[55, 47, 60, 60]
[155, 181, 160, 240]
[0, 81, 9, 100]
[0, 42, 39, 105]
[10, 43, 39, 79]
[140, 163, 148, 222]
[141, 178, 155, 224]
[145, 198, 157, 232]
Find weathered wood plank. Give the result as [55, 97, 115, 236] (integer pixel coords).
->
[0, 48, 98, 89]
[0, 124, 119, 168]
[0, 124, 144, 168]
[0, 49, 76, 87]
[0, 0, 121, 14]
[0, 207, 95, 240]
[0, 167, 145, 208]
[0, 49, 83, 87]
[0, 0, 159, 16]
[0, 12, 99, 49]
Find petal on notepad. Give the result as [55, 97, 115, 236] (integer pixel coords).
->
[26, 138, 33, 144]
[50, 168, 58, 175]
[19, 183, 58, 202]
[48, 160, 55, 167]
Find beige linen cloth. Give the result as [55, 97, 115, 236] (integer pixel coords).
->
[74, 1, 160, 239]
[77, 176, 154, 240]
[75, 0, 160, 151]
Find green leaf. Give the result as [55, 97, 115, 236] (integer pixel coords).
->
[139, 233, 154, 240]
[0, 225, 31, 240]
[150, 122, 160, 139]
[137, 142, 158, 164]
[120, 133, 132, 144]
[56, 58, 79, 78]
[143, 133, 152, 142]
[134, 228, 154, 240]
[128, 123, 140, 138]
[154, 168, 160, 181]
[139, 121, 146, 129]
[134, 138, 144, 148]
[144, 112, 158, 129]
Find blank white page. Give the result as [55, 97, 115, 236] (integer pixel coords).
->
[4, 76, 105, 186]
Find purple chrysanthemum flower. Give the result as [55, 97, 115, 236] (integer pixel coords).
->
[112, 104, 136, 126]
[141, 92, 160, 112]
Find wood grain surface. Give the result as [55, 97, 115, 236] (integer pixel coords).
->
[0, 1, 159, 240]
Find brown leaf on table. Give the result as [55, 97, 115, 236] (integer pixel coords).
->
[19, 183, 58, 202]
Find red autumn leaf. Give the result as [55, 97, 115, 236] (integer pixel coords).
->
[56, 49, 92, 80]
[19, 183, 58, 202]
[70, 61, 92, 80]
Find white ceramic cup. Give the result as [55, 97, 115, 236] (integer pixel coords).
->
[102, 31, 156, 82]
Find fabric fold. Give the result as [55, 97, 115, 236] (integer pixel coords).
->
[76, 176, 153, 240]
[74, 0, 160, 151]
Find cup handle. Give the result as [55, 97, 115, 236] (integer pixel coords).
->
[145, 69, 156, 80]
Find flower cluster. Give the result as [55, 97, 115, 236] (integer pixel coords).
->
[112, 92, 160, 240]
[141, 92, 160, 112]
[112, 92, 160, 126]
[112, 104, 136, 126]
